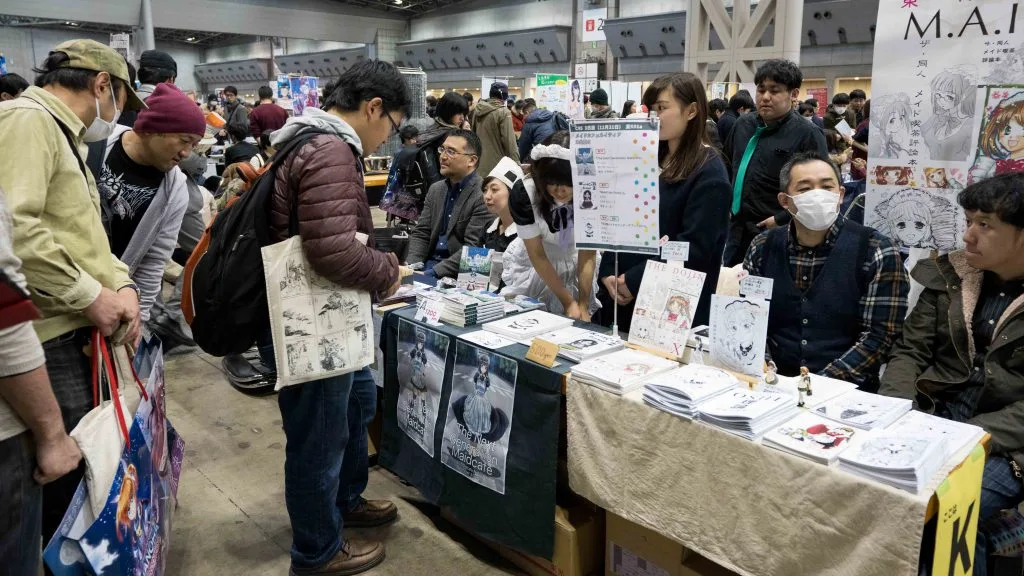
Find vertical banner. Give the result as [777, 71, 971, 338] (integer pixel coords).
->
[582, 8, 607, 42]
[535, 73, 570, 114]
[109, 33, 130, 62]
[397, 319, 449, 457]
[806, 87, 829, 116]
[867, 0, 1024, 254]
[570, 118, 661, 254]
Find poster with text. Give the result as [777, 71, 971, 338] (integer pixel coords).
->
[536, 74, 570, 115]
[396, 319, 449, 457]
[569, 118, 661, 255]
[440, 341, 517, 494]
[866, 0, 1024, 254]
[628, 260, 706, 358]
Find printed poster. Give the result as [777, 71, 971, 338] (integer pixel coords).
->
[301, 76, 320, 111]
[536, 73, 570, 115]
[457, 247, 492, 291]
[709, 294, 770, 377]
[569, 78, 585, 120]
[440, 341, 517, 494]
[866, 0, 1024, 254]
[628, 260, 706, 358]
[570, 118, 661, 255]
[275, 74, 294, 111]
[806, 87, 828, 117]
[396, 319, 449, 456]
[289, 76, 305, 117]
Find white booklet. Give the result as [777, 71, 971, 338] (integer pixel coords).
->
[628, 261, 706, 358]
[699, 388, 795, 421]
[643, 364, 741, 405]
[885, 410, 986, 464]
[483, 310, 574, 339]
[520, 326, 622, 361]
[813, 390, 913, 430]
[762, 412, 859, 465]
[838, 432, 947, 493]
[572, 348, 678, 394]
[459, 330, 519, 350]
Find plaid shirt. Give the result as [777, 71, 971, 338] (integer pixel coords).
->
[744, 217, 909, 384]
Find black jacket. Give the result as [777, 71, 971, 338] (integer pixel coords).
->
[717, 109, 740, 146]
[598, 151, 732, 327]
[724, 109, 828, 226]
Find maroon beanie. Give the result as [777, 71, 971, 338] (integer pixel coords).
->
[134, 83, 206, 136]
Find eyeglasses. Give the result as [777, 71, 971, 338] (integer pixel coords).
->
[438, 146, 475, 158]
[386, 113, 401, 136]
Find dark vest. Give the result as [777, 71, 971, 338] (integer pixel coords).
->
[763, 221, 871, 379]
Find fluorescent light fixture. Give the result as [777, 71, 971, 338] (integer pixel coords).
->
[394, 0, 403, 4]
[186, 36, 197, 42]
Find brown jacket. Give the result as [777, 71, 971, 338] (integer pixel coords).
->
[269, 132, 398, 295]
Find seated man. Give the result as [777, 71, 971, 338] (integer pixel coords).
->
[880, 172, 1024, 576]
[405, 129, 491, 279]
[743, 152, 908, 389]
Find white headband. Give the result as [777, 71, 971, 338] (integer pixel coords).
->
[531, 144, 573, 162]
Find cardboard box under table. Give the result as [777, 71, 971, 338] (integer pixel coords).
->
[567, 383, 986, 576]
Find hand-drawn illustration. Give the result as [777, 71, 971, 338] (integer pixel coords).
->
[710, 295, 769, 377]
[870, 188, 961, 251]
[921, 66, 977, 162]
[779, 421, 856, 450]
[869, 92, 912, 160]
[922, 167, 964, 190]
[441, 342, 517, 494]
[318, 335, 347, 371]
[315, 292, 360, 332]
[660, 292, 692, 328]
[871, 166, 914, 186]
[628, 261, 706, 358]
[396, 320, 449, 457]
[509, 317, 540, 332]
[279, 256, 308, 298]
[969, 86, 1024, 183]
[286, 339, 316, 376]
[283, 308, 313, 336]
[845, 436, 933, 469]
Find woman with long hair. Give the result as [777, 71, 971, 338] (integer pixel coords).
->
[503, 131, 600, 319]
[597, 72, 732, 330]
[621, 100, 637, 119]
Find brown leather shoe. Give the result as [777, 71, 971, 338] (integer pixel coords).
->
[343, 499, 398, 528]
[289, 538, 385, 576]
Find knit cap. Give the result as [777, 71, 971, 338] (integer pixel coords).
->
[134, 83, 206, 136]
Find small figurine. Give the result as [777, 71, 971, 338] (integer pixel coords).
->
[764, 361, 779, 387]
[801, 366, 813, 396]
[797, 366, 811, 407]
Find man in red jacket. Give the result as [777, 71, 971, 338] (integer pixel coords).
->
[249, 85, 289, 138]
[264, 60, 409, 576]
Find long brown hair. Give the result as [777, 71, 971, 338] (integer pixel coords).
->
[642, 73, 714, 183]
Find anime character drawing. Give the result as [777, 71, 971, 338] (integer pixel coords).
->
[853, 436, 932, 468]
[970, 87, 1024, 183]
[923, 167, 961, 190]
[872, 188, 959, 251]
[873, 166, 913, 186]
[784, 422, 855, 449]
[869, 93, 912, 160]
[116, 463, 140, 544]
[463, 353, 494, 436]
[713, 299, 765, 374]
[921, 66, 976, 162]
[661, 294, 692, 328]
[409, 329, 428, 391]
[509, 317, 540, 332]
[568, 80, 583, 119]
[565, 338, 598, 350]
[623, 362, 651, 377]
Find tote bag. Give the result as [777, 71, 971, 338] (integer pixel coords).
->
[261, 232, 374, 388]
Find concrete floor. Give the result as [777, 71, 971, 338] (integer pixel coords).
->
[163, 349, 522, 576]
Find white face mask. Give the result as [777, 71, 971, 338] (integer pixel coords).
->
[787, 188, 840, 231]
[82, 86, 121, 143]
[834, 106, 848, 115]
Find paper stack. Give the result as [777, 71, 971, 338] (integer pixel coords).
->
[503, 295, 545, 314]
[571, 348, 679, 395]
[438, 290, 505, 327]
[642, 364, 741, 419]
[886, 410, 986, 465]
[838, 433, 948, 494]
[813, 390, 913, 430]
[483, 309, 575, 339]
[762, 412, 859, 465]
[697, 388, 801, 440]
[520, 326, 623, 362]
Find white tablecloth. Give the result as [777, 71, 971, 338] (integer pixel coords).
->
[566, 382, 933, 576]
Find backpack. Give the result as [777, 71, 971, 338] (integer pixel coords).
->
[381, 131, 448, 222]
[181, 129, 327, 357]
[550, 111, 570, 132]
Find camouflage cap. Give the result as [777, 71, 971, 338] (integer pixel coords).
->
[51, 39, 146, 111]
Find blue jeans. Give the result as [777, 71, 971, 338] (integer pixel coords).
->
[0, 432, 42, 575]
[259, 338, 377, 568]
[976, 457, 1023, 576]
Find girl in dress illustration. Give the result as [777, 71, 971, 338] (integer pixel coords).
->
[921, 66, 976, 162]
[464, 353, 494, 437]
[870, 93, 912, 160]
[873, 188, 959, 251]
[873, 166, 912, 186]
[410, 329, 428, 391]
[970, 89, 1024, 183]
[661, 294, 691, 328]
[791, 423, 855, 449]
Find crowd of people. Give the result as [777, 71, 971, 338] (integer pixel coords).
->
[0, 36, 1021, 576]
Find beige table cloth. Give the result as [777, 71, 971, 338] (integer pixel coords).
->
[567, 382, 937, 576]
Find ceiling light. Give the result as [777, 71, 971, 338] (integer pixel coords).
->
[65, 21, 79, 26]
[394, 0, 403, 4]
[186, 36, 196, 42]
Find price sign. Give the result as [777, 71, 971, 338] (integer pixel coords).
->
[415, 298, 445, 326]
[740, 275, 774, 300]
[661, 241, 690, 263]
[526, 338, 560, 367]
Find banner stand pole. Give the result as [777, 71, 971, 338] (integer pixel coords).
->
[612, 251, 620, 338]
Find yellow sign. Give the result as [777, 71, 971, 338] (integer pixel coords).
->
[526, 338, 560, 367]
[932, 444, 986, 576]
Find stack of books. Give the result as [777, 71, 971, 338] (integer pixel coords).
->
[697, 388, 801, 440]
[838, 433, 948, 494]
[416, 288, 505, 327]
[762, 412, 859, 465]
[885, 410, 986, 465]
[812, 390, 913, 430]
[483, 310, 574, 339]
[503, 295, 545, 314]
[642, 364, 740, 419]
[570, 349, 678, 395]
[520, 326, 623, 362]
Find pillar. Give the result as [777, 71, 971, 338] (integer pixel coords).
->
[139, 0, 155, 51]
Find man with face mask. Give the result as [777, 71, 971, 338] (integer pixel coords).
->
[0, 39, 147, 542]
[823, 92, 856, 154]
[743, 153, 908, 390]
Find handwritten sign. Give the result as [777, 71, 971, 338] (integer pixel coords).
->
[526, 338, 560, 367]
[661, 241, 690, 263]
[415, 298, 445, 326]
[739, 275, 774, 300]
[932, 444, 985, 576]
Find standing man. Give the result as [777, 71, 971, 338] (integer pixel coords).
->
[823, 92, 856, 153]
[0, 39, 146, 540]
[266, 59, 408, 576]
[220, 85, 249, 141]
[250, 85, 289, 138]
[849, 89, 868, 125]
[463, 91, 476, 126]
[717, 91, 755, 145]
[405, 129, 491, 280]
[724, 59, 828, 265]
[119, 49, 176, 127]
[588, 88, 618, 119]
[472, 82, 520, 176]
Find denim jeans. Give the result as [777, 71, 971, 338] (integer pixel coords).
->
[259, 337, 377, 568]
[0, 432, 42, 575]
[975, 457, 1024, 576]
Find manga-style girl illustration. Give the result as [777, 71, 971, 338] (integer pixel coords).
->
[970, 88, 1024, 182]
[873, 166, 913, 186]
[921, 66, 976, 162]
[410, 329, 428, 391]
[869, 93, 912, 160]
[463, 353, 494, 436]
[661, 294, 691, 328]
[872, 188, 959, 251]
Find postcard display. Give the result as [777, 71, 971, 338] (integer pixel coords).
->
[380, 307, 563, 559]
[570, 118, 661, 332]
[866, 0, 1024, 253]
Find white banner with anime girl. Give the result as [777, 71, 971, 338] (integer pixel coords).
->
[866, 0, 1024, 254]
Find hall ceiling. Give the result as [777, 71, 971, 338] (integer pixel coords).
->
[329, 0, 474, 16]
[0, 15, 252, 47]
